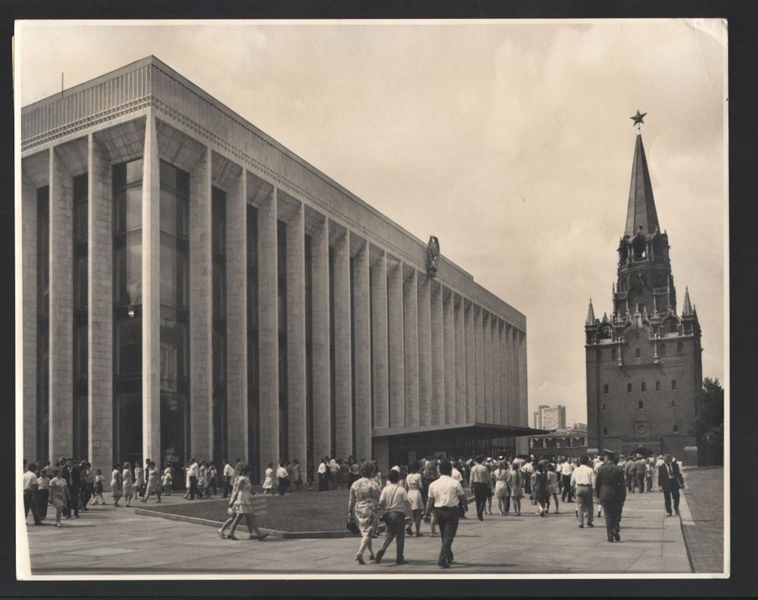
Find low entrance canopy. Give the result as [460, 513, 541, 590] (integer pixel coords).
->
[372, 422, 550, 469]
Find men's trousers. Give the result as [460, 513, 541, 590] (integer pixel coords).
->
[600, 500, 621, 540]
[24, 490, 42, 525]
[189, 476, 201, 499]
[380, 511, 406, 561]
[433, 506, 459, 567]
[636, 474, 645, 493]
[472, 482, 489, 519]
[575, 486, 594, 525]
[561, 475, 573, 501]
[663, 487, 681, 515]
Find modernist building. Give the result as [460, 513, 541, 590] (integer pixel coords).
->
[20, 56, 535, 482]
[584, 126, 702, 461]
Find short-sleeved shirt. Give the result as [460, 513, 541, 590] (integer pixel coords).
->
[23, 471, 38, 491]
[277, 466, 289, 479]
[469, 463, 490, 485]
[560, 462, 575, 476]
[427, 475, 465, 508]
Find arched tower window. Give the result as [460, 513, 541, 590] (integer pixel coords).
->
[603, 384, 609, 394]
[633, 234, 646, 259]
[635, 348, 641, 358]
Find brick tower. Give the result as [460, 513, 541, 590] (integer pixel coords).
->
[585, 121, 702, 461]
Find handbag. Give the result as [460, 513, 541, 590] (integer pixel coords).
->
[347, 518, 360, 535]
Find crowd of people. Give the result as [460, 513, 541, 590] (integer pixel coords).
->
[23, 449, 686, 569]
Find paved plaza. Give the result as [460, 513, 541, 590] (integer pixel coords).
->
[20, 478, 709, 577]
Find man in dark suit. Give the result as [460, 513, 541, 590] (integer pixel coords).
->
[595, 450, 626, 542]
[657, 454, 685, 516]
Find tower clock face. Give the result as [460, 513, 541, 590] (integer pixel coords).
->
[636, 424, 647, 435]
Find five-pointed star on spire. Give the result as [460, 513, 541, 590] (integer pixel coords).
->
[630, 110, 647, 126]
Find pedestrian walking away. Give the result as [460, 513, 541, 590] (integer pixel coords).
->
[423, 459, 468, 569]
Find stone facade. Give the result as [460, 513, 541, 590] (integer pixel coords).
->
[20, 56, 529, 480]
[585, 132, 702, 461]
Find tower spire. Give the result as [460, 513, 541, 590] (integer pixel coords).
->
[624, 115, 660, 238]
[682, 286, 693, 316]
[586, 298, 596, 326]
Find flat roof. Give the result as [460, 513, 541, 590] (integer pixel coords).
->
[372, 422, 550, 439]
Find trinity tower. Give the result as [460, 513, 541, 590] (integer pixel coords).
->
[585, 116, 702, 461]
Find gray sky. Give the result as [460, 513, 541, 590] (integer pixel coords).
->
[16, 20, 727, 426]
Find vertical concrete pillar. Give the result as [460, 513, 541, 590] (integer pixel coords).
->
[49, 146, 74, 461]
[474, 306, 484, 422]
[286, 202, 306, 464]
[189, 144, 213, 462]
[225, 167, 247, 462]
[506, 324, 514, 426]
[483, 311, 492, 423]
[511, 326, 520, 428]
[454, 295, 465, 424]
[499, 322, 507, 426]
[310, 217, 330, 459]
[257, 189, 279, 476]
[142, 112, 162, 464]
[417, 276, 432, 426]
[352, 240, 371, 461]
[519, 331, 528, 427]
[21, 165, 40, 461]
[465, 301, 475, 423]
[403, 270, 419, 427]
[492, 318, 501, 424]
[443, 289, 455, 425]
[333, 231, 352, 458]
[430, 283, 444, 425]
[387, 261, 405, 428]
[88, 135, 113, 473]
[371, 251, 389, 429]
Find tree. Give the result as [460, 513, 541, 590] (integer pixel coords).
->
[692, 377, 724, 465]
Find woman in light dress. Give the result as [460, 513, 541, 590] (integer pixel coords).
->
[122, 462, 134, 507]
[48, 468, 71, 527]
[262, 463, 274, 495]
[111, 464, 123, 507]
[227, 463, 268, 541]
[134, 463, 144, 499]
[510, 462, 524, 516]
[405, 462, 425, 537]
[494, 461, 511, 516]
[546, 463, 560, 514]
[141, 461, 162, 503]
[347, 462, 381, 564]
[218, 461, 244, 538]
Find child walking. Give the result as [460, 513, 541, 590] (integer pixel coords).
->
[93, 470, 106, 505]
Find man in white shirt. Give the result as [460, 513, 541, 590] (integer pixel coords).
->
[423, 459, 468, 569]
[317, 459, 328, 491]
[187, 458, 200, 500]
[376, 469, 412, 565]
[222, 460, 234, 498]
[23, 463, 42, 525]
[570, 455, 595, 528]
[276, 461, 290, 496]
[560, 458, 576, 503]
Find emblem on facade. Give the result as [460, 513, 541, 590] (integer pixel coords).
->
[426, 235, 440, 278]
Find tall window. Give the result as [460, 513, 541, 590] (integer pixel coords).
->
[660, 343, 667, 356]
[641, 382, 647, 393]
[37, 186, 50, 461]
[677, 342, 683, 354]
[635, 348, 641, 358]
[627, 383, 632, 394]
[603, 384, 609, 394]
[278, 220, 288, 459]
[212, 186, 227, 464]
[656, 381, 661, 391]
[159, 161, 190, 470]
[672, 380, 677, 391]
[247, 205, 260, 481]
[113, 158, 144, 466]
[72, 174, 88, 460]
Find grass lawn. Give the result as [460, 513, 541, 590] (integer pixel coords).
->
[145, 488, 351, 533]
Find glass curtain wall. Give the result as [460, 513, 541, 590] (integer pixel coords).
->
[113, 158, 144, 467]
[212, 186, 227, 464]
[246, 205, 259, 482]
[159, 161, 190, 475]
[72, 174, 88, 460]
[37, 186, 50, 462]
